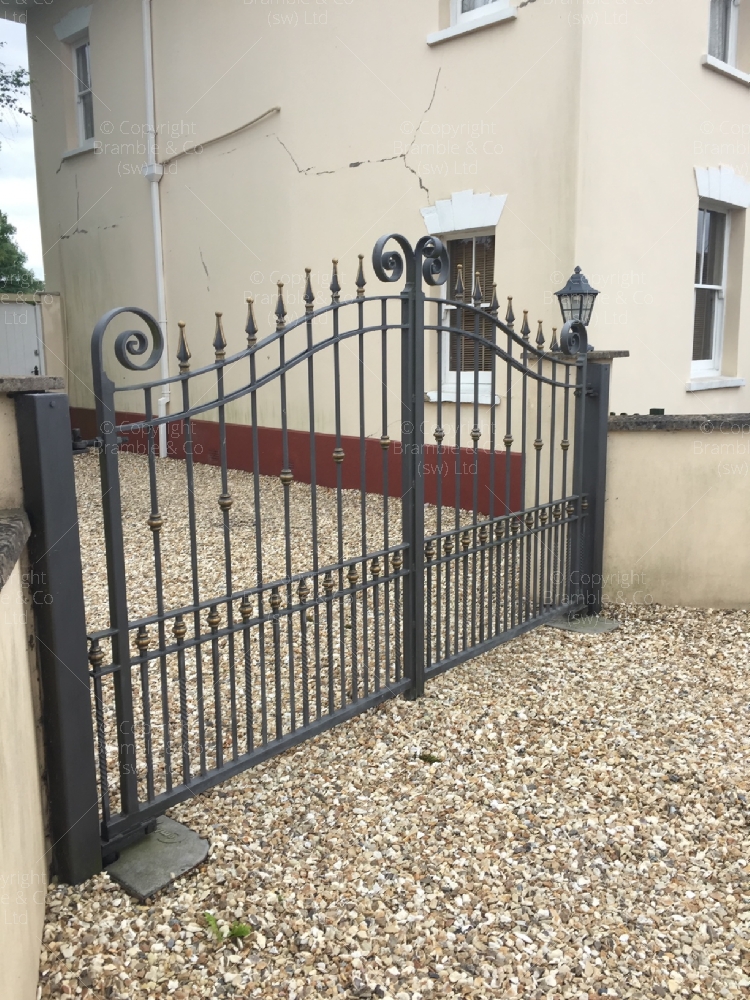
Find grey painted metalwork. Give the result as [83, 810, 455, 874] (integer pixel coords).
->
[84, 235, 611, 860]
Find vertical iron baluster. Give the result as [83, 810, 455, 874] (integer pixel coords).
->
[213, 313, 238, 760]
[534, 321, 545, 619]
[298, 579, 310, 726]
[356, 257, 369, 697]
[380, 298, 391, 684]
[503, 297, 514, 634]
[247, 300, 268, 746]
[392, 550, 403, 681]
[443, 534, 453, 656]
[348, 563, 359, 700]
[479, 524, 487, 641]
[453, 265, 464, 656]
[434, 298, 444, 665]
[547, 335, 558, 611]
[304, 270, 322, 721]
[487, 285, 499, 638]
[270, 588, 283, 738]
[561, 364, 572, 606]
[519, 311, 530, 624]
[461, 529, 469, 650]
[276, 283, 296, 732]
[425, 540, 435, 666]
[239, 597, 253, 752]
[371, 557, 381, 690]
[134, 625, 154, 800]
[330, 262, 347, 707]
[471, 270, 482, 649]
[144, 387, 172, 792]
[177, 324, 207, 776]
[207, 606, 223, 768]
[173, 615, 191, 781]
[323, 571, 335, 712]
[88, 639, 111, 828]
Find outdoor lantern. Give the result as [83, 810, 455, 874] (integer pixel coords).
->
[554, 267, 599, 326]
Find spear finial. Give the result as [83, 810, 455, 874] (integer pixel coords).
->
[303, 268, 315, 314]
[505, 296, 515, 330]
[275, 281, 286, 330]
[455, 263, 464, 301]
[521, 311, 531, 341]
[536, 320, 545, 349]
[550, 326, 559, 352]
[330, 259, 341, 302]
[472, 270, 482, 306]
[356, 254, 366, 298]
[213, 312, 226, 360]
[489, 283, 499, 317]
[245, 297, 257, 345]
[177, 322, 191, 372]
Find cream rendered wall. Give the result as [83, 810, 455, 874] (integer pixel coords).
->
[27, 0, 583, 435]
[27, 0, 160, 412]
[603, 428, 750, 608]
[576, 1, 750, 415]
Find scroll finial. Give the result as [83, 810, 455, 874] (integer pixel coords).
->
[213, 312, 226, 360]
[177, 322, 191, 372]
[275, 281, 286, 330]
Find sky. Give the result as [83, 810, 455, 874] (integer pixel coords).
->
[0, 17, 43, 280]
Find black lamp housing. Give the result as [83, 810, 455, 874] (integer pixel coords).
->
[554, 267, 599, 326]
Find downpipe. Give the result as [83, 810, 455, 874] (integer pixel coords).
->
[143, 0, 169, 457]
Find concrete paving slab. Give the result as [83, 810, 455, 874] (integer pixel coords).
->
[106, 817, 209, 901]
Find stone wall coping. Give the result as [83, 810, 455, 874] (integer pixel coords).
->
[609, 413, 750, 432]
[0, 509, 30, 592]
[0, 376, 65, 394]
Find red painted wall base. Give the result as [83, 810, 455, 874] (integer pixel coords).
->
[70, 407, 521, 516]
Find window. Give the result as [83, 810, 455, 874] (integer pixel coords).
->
[709, 0, 740, 65]
[453, 0, 507, 26]
[434, 233, 497, 402]
[693, 206, 729, 374]
[75, 40, 94, 143]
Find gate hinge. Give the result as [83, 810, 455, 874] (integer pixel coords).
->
[574, 385, 599, 399]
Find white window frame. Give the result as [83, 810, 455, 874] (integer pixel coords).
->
[709, 0, 741, 67]
[74, 38, 94, 145]
[433, 227, 497, 405]
[692, 203, 731, 378]
[452, 0, 509, 27]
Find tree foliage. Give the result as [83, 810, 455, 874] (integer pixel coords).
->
[0, 211, 42, 292]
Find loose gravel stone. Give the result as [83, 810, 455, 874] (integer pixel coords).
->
[37, 456, 750, 998]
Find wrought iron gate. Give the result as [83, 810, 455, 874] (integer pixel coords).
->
[81, 233, 610, 860]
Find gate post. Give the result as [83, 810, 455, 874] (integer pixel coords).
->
[579, 361, 612, 616]
[15, 392, 102, 884]
[400, 275, 425, 701]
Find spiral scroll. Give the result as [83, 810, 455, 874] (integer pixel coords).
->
[91, 306, 164, 392]
[416, 235, 449, 288]
[372, 233, 448, 289]
[559, 319, 588, 357]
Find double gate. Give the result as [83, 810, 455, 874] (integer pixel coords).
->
[26, 233, 613, 878]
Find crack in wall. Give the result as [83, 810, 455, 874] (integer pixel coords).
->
[199, 248, 210, 292]
[272, 69, 442, 202]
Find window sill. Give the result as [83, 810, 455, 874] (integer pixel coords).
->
[685, 376, 746, 392]
[427, 5, 516, 46]
[61, 138, 97, 162]
[426, 388, 500, 405]
[701, 54, 750, 87]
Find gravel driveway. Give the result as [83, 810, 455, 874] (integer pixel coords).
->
[39, 590, 750, 997]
